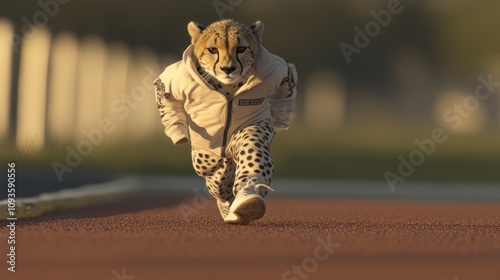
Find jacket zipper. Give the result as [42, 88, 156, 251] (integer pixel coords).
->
[220, 98, 233, 158]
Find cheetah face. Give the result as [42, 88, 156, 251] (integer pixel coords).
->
[188, 19, 264, 85]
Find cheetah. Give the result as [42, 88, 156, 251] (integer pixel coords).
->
[154, 19, 297, 224]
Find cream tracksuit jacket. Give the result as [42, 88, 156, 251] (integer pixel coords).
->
[155, 44, 297, 157]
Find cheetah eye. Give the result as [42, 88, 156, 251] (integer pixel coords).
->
[236, 47, 247, 54]
[208, 47, 218, 54]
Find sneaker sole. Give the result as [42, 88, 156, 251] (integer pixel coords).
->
[216, 200, 230, 219]
[224, 195, 266, 225]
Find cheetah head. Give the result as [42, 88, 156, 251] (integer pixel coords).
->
[187, 19, 264, 85]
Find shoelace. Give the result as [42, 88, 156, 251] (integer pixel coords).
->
[247, 177, 275, 193]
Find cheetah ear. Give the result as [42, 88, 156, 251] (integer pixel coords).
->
[249, 21, 264, 43]
[187, 21, 206, 44]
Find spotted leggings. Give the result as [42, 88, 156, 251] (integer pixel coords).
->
[191, 120, 275, 203]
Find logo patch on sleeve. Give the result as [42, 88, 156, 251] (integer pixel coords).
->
[238, 98, 265, 106]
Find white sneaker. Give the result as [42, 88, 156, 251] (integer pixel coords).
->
[224, 179, 274, 225]
[216, 199, 231, 219]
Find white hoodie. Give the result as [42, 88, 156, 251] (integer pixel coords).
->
[155, 44, 297, 157]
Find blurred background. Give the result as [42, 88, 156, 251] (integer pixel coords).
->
[1, 0, 499, 198]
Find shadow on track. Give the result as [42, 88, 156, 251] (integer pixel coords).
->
[3, 193, 191, 226]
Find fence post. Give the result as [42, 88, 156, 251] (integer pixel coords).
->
[434, 90, 487, 134]
[74, 36, 107, 142]
[16, 28, 51, 152]
[103, 43, 131, 143]
[124, 48, 159, 140]
[47, 32, 79, 145]
[304, 70, 346, 130]
[0, 19, 13, 143]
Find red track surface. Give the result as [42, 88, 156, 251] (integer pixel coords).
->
[1, 194, 499, 280]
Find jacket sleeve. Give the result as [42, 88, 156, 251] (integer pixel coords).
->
[154, 69, 189, 145]
[270, 62, 298, 131]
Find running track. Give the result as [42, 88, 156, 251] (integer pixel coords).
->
[1, 187, 499, 280]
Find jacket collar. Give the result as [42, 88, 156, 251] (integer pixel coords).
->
[182, 45, 277, 92]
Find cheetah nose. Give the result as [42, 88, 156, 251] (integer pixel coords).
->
[220, 66, 236, 75]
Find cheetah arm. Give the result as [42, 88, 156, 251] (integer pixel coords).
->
[154, 77, 189, 145]
[270, 63, 298, 131]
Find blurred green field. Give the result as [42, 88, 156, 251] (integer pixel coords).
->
[4, 121, 500, 184]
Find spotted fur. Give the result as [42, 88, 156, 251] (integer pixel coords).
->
[191, 119, 275, 217]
